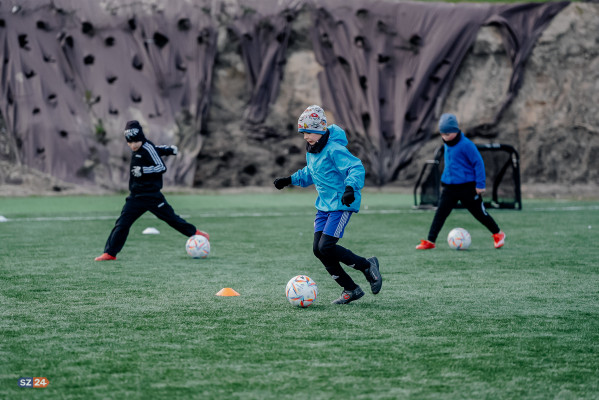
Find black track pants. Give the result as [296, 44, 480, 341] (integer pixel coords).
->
[427, 182, 500, 243]
[104, 194, 196, 256]
[312, 232, 370, 291]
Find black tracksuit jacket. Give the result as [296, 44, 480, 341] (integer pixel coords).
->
[129, 140, 176, 196]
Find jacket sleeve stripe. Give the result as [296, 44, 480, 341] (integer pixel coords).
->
[142, 142, 166, 174]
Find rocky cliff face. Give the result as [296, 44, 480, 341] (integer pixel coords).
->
[397, 2, 599, 192]
[0, 1, 597, 195]
[196, 8, 317, 188]
[200, 2, 598, 192]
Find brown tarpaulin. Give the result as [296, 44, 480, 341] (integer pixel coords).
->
[311, 0, 568, 184]
[227, 0, 303, 124]
[0, 0, 217, 186]
[0, 0, 568, 186]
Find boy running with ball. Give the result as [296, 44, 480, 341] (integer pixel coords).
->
[274, 105, 382, 304]
[416, 113, 506, 250]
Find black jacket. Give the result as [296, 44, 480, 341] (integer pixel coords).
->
[129, 140, 176, 196]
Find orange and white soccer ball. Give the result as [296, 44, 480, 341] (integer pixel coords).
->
[185, 235, 210, 258]
[285, 275, 318, 308]
[447, 227, 471, 250]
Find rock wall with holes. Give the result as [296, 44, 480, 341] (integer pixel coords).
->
[0, 0, 597, 193]
[0, 0, 218, 191]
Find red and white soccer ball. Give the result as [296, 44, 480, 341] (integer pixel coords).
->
[185, 235, 210, 259]
[285, 275, 318, 308]
[447, 227, 472, 250]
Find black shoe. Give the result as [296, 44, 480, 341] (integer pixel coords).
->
[332, 286, 365, 304]
[364, 257, 382, 294]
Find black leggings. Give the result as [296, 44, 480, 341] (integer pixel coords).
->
[428, 182, 500, 243]
[312, 232, 369, 291]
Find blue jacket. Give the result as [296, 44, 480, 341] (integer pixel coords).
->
[291, 124, 365, 212]
[441, 132, 486, 189]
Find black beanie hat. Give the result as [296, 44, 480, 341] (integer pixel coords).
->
[124, 120, 146, 143]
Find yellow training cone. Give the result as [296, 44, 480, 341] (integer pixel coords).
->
[216, 288, 240, 296]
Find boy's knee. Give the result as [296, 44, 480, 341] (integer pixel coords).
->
[318, 235, 337, 258]
[312, 232, 323, 258]
[114, 220, 130, 229]
[312, 243, 322, 258]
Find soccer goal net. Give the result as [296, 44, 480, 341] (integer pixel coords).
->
[413, 143, 522, 210]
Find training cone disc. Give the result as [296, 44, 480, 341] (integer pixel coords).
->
[216, 288, 240, 296]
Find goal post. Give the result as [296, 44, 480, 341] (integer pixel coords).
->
[414, 143, 522, 210]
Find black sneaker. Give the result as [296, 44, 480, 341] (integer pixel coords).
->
[332, 286, 365, 304]
[364, 257, 382, 294]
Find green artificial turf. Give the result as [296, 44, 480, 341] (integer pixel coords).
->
[1, 191, 598, 399]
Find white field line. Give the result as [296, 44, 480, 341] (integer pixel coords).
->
[1, 205, 598, 223]
[529, 205, 599, 212]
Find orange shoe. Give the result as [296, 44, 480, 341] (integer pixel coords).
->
[195, 230, 210, 240]
[493, 231, 506, 249]
[95, 253, 117, 261]
[416, 239, 435, 250]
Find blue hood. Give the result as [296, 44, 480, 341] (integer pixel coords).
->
[327, 124, 348, 147]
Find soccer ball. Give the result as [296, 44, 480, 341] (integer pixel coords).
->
[447, 227, 471, 250]
[185, 235, 210, 258]
[285, 275, 318, 308]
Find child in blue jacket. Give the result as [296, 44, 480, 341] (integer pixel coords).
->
[274, 105, 382, 304]
[416, 113, 505, 250]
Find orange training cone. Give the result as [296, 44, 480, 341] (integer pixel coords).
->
[216, 288, 240, 296]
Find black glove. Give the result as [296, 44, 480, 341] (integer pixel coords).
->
[273, 176, 292, 190]
[341, 186, 355, 206]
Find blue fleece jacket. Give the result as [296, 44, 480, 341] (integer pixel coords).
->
[441, 132, 486, 189]
[291, 124, 365, 212]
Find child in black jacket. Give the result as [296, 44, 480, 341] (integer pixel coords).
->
[95, 120, 208, 261]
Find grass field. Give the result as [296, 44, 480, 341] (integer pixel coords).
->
[1, 190, 598, 399]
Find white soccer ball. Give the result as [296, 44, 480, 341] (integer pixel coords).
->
[447, 227, 471, 250]
[285, 275, 318, 308]
[186, 235, 210, 258]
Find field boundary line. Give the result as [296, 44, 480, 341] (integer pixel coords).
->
[1, 205, 598, 223]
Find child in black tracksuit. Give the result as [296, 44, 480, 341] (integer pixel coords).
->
[416, 113, 505, 250]
[95, 120, 208, 261]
